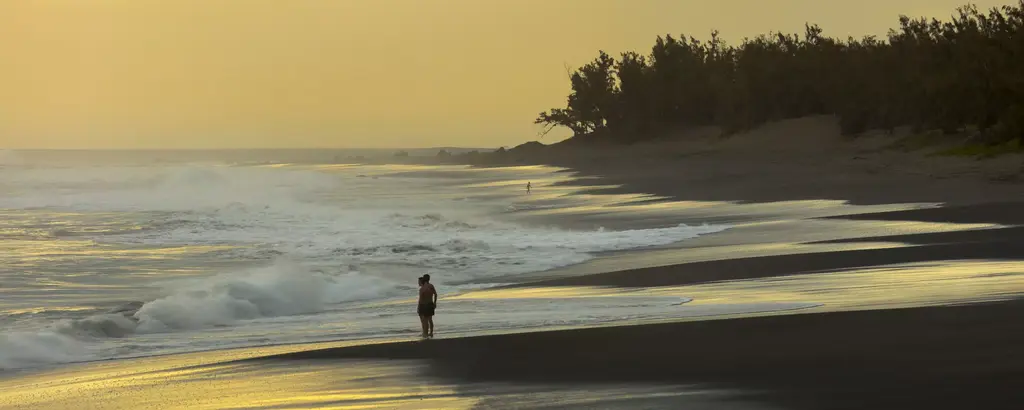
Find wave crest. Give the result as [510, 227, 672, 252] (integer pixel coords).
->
[0, 260, 403, 369]
[134, 260, 400, 332]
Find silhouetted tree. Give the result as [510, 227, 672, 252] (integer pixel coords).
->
[535, 51, 617, 139]
[535, 1, 1024, 146]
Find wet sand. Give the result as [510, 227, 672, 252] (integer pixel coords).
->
[522, 229, 1024, 288]
[513, 201, 1024, 288]
[266, 299, 1024, 410]
[6, 138, 1024, 408]
[223, 200, 1023, 410]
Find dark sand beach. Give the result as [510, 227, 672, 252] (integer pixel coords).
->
[269, 300, 1024, 410]
[255, 199, 1024, 409]
[318, 118, 1024, 409]
[444, 117, 1024, 206]
[10, 0, 1024, 407]
[4, 119, 1024, 409]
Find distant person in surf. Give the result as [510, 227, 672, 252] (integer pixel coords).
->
[418, 274, 437, 338]
[526, 181, 531, 194]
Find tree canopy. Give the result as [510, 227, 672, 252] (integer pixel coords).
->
[536, 2, 1024, 146]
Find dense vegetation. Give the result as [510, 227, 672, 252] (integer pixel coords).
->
[535, 2, 1024, 147]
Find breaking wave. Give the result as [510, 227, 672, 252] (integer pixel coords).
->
[0, 162, 729, 370]
[0, 261, 401, 369]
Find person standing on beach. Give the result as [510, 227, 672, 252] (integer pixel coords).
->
[526, 181, 531, 194]
[417, 275, 437, 338]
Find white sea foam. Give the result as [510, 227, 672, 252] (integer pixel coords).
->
[0, 330, 86, 369]
[1, 163, 726, 282]
[134, 261, 401, 332]
[0, 161, 731, 370]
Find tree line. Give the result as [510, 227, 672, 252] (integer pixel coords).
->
[535, 2, 1024, 147]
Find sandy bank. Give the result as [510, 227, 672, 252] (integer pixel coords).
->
[261, 299, 1024, 410]
[430, 116, 1024, 205]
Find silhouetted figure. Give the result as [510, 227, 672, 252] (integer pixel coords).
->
[526, 181, 531, 194]
[417, 275, 437, 338]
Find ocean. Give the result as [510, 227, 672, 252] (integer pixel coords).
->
[5, 150, 1024, 409]
[0, 149, 728, 371]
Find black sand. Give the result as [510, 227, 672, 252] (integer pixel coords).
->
[264, 299, 1024, 410]
[253, 201, 1024, 409]
[268, 120, 1024, 408]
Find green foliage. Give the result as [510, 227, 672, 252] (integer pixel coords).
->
[535, 51, 617, 138]
[535, 2, 1024, 146]
[885, 133, 941, 152]
[938, 138, 1023, 158]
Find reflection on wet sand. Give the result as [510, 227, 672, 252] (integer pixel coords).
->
[0, 357, 467, 409]
[4, 161, 1023, 409]
[23, 250, 998, 409]
[667, 259, 1024, 311]
[0, 354, 768, 410]
[467, 259, 1024, 316]
[487, 215, 1006, 285]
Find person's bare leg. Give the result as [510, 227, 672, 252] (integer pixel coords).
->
[427, 317, 434, 337]
[419, 316, 428, 337]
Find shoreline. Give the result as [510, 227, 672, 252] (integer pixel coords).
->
[244, 201, 1024, 408]
[5, 146, 1024, 408]
[346, 134, 1024, 407]
[414, 116, 1024, 206]
[262, 299, 1024, 410]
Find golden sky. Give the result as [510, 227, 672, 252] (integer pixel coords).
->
[0, 0, 1012, 149]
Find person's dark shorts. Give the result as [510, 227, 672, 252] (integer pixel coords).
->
[417, 302, 435, 317]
